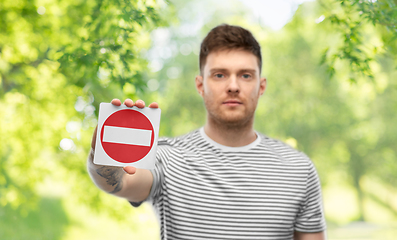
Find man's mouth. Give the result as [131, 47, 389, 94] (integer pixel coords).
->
[222, 100, 242, 106]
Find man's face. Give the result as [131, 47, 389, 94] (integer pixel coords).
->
[195, 49, 266, 128]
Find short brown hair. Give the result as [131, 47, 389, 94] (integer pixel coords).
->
[199, 24, 262, 75]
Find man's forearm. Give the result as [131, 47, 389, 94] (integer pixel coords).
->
[87, 148, 125, 194]
[87, 148, 154, 202]
[294, 231, 326, 240]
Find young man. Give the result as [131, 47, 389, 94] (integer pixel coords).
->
[88, 24, 326, 240]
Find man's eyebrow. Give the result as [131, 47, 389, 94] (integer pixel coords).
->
[209, 68, 257, 73]
[209, 68, 229, 73]
[239, 69, 257, 74]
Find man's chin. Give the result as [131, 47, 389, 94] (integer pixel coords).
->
[215, 115, 252, 128]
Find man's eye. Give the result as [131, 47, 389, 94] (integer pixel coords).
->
[215, 74, 224, 78]
[242, 74, 252, 79]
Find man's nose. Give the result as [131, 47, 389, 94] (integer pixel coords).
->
[227, 75, 240, 93]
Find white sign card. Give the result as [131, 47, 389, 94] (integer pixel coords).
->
[94, 103, 161, 169]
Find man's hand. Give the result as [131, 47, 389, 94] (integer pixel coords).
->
[110, 98, 159, 109]
[88, 98, 158, 201]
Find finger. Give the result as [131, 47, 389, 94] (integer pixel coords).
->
[124, 99, 134, 107]
[135, 99, 145, 108]
[123, 166, 137, 175]
[148, 102, 159, 108]
[91, 125, 98, 149]
[111, 99, 122, 106]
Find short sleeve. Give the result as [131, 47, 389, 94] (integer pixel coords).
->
[148, 147, 166, 202]
[294, 161, 326, 232]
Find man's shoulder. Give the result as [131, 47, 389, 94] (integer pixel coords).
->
[257, 132, 312, 163]
[256, 132, 292, 149]
[157, 129, 201, 147]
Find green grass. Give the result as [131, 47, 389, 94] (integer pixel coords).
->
[0, 197, 69, 240]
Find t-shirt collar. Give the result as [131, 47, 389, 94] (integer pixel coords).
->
[199, 127, 261, 152]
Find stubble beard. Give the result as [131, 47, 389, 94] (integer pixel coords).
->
[205, 100, 256, 131]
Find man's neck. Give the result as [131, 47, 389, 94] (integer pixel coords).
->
[203, 119, 257, 147]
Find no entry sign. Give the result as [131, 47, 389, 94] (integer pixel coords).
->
[94, 103, 161, 169]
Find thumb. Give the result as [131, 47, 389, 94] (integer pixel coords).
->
[123, 166, 137, 175]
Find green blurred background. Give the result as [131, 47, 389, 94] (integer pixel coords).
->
[1, 0, 396, 239]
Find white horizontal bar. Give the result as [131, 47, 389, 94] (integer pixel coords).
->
[103, 126, 152, 146]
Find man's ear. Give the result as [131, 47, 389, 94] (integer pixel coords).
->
[259, 77, 267, 96]
[195, 75, 204, 97]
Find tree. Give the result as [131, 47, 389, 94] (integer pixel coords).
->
[320, 0, 397, 82]
[317, 0, 397, 221]
[0, 0, 168, 220]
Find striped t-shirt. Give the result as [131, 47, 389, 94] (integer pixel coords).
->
[136, 128, 326, 239]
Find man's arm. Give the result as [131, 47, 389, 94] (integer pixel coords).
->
[87, 98, 157, 203]
[294, 231, 326, 240]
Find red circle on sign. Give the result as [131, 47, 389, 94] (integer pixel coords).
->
[100, 109, 154, 163]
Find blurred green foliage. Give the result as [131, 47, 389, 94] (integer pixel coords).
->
[0, 0, 169, 219]
[0, 197, 69, 239]
[1, 0, 397, 239]
[262, 5, 397, 222]
[320, 0, 397, 81]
